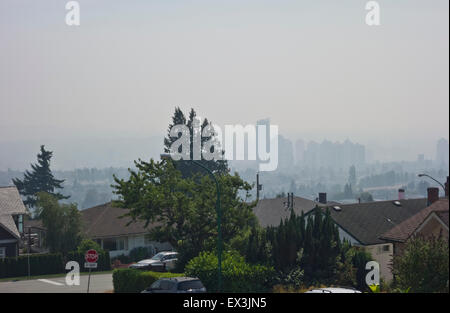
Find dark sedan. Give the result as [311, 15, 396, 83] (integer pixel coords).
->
[141, 277, 206, 293]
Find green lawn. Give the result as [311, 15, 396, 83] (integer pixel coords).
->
[0, 270, 113, 283]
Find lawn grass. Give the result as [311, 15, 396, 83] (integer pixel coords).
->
[0, 270, 113, 283]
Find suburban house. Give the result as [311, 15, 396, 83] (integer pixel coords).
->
[380, 198, 449, 257]
[315, 186, 450, 282]
[81, 202, 173, 258]
[253, 192, 434, 282]
[253, 193, 334, 227]
[321, 197, 430, 282]
[0, 186, 28, 258]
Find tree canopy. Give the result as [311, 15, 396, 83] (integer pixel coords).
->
[112, 158, 257, 270]
[392, 235, 449, 293]
[35, 192, 82, 255]
[163, 107, 229, 178]
[13, 145, 68, 210]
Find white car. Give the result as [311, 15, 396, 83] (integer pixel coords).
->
[305, 287, 362, 293]
[129, 251, 178, 272]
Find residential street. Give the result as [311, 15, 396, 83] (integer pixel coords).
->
[0, 274, 113, 293]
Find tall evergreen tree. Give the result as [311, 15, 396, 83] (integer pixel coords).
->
[164, 107, 229, 177]
[13, 145, 69, 209]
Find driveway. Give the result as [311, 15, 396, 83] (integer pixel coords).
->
[0, 273, 113, 293]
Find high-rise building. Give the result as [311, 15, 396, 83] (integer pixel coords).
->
[278, 135, 294, 170]
[435, 138, 449, 169]
[295, 139, 305, 165]
[301, 139, 365, 169]
[256, 118, 271, 162]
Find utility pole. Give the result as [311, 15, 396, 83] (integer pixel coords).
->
[27, 227, 31, 279]
[256, 173, 262, 201]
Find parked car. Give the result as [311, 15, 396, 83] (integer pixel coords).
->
[141, 277, 206, 293]
[305, 287, 362, 293]
[129, 251, 178, 271]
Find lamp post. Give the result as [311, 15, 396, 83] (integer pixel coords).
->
[417, 173, 446, 191]
[160, 153, 222, 292]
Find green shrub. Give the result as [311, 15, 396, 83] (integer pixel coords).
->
[0, 253, 64, 278]
[77, 239, 104, 254]
[185, 251, 275, 293]
[112, 268, 183, 293]
[129, 247, 151, 262]
[392, 236, 449, 293]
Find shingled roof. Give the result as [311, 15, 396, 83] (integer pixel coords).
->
[0, 186, 28, 239]
[323, 198, 428, 245]
[253, 196, 325, 227]
[81, 202, 155, 239]
[380, 199, 449, 243]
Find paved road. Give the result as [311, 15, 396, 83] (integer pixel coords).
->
[0, 274, 113, 293]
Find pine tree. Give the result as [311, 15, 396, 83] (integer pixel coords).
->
[163, 107, 229, 177]
[13, 145, 69, 209]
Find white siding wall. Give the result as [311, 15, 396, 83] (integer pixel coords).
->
[337, 227, 361, 245]
[106, 235, 173, 258]
[365, 243, 393, 282]
[335, 226, 394, 282]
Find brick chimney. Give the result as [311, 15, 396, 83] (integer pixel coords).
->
[427, 187, 439, 206]
[398, 188, 405, 200]
[319, 192, 327, 204]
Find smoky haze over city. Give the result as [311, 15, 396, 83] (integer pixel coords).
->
[0, 0, 448, 208]
[0, 0, 450, 299]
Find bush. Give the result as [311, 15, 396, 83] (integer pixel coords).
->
[184, 251, 275, 293]
[77, 239, 103, 254]
[274, 267, 305, 289]
[392, 236, 449, 293]
[0, 253, 64, 278]
[112, 268, 183, 293]
[129, 247, 151, 262]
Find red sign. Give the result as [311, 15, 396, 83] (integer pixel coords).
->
[85, 249, 98, 263]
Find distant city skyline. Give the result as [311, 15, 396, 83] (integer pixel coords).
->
[0, 0, 448, 171]
[0, 133, 448, 171]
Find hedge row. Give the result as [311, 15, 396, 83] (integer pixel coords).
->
[185, 251, 276, 293]
[0, 251, 111, 279]
[113, 268, 183, 293]
[0, 253, 64, 278]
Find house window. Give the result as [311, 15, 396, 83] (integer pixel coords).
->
[378, 245, 390, 253]
[0, 247, 6, 259]
[102, 238, 128, 251]
[13, 215, 23, 234]
[117, 238, 127, 251]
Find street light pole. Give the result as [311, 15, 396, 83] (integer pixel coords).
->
[160, 154, 222, 292]
[418, 174, 446, 191]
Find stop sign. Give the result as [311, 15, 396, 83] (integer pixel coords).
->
[85, 249, 98, 263]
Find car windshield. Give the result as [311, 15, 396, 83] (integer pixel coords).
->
[178, 280, 204, 291]
[150, 280, 161, 289]
[151, 253, 165, 260]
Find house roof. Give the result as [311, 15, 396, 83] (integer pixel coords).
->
[253, 196, 326, 227]
[0, 186, 28, 215]
[0, 186, 28, 239]
[435, 210, 449, 227]
[81, 202, 156, 239]
[380, 199, 449, 243]
[323, 198, 429, 245]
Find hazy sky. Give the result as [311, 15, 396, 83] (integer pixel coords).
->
[0, 0, 448, 169]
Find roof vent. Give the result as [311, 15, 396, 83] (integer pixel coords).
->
[333, 206, 342, 212]
[393, 201, 402, 206]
